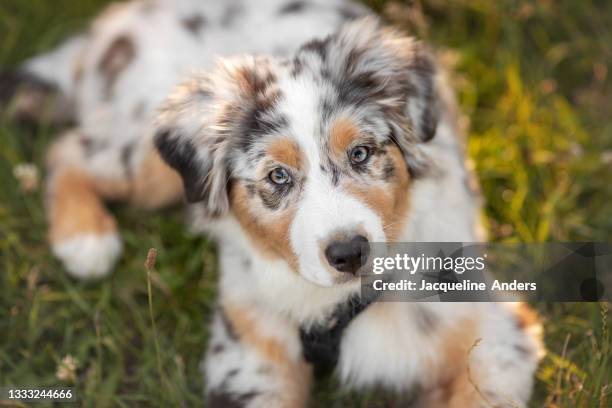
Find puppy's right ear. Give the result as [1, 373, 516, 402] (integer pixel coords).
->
[154, 56, 279, 217]
[154, 75, 232, 216]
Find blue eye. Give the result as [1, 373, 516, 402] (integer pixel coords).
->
[269, 167, 291, 185]
[349, 146, 370, 164]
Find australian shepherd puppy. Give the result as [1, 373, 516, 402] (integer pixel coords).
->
[2, 0, 543, 406]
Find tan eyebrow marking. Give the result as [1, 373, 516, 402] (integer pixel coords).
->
[267, 137, 303, 170]
[330, 116, 360, 157]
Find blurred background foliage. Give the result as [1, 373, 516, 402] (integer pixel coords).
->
[370, 0, 612, 243]
[0, 0, 610, 406]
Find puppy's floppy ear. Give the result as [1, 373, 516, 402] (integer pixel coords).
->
[327, 17, 440, 143]
[154, 56, 279, 217]
[154, 76, 230, 215]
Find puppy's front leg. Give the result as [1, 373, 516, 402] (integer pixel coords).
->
[45, 131, 129, 279]
[204, 302, 312, 408]
[46, 131, 183, 279]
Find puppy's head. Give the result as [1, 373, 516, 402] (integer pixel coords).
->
[155, 18, 439, 287]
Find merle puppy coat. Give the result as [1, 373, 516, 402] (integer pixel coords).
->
[3, 0, 543, 406]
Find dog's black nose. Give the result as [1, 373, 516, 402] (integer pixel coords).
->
[324, 235, 369, 274]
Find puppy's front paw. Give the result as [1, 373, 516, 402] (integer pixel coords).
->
[52, 233, 122, 279]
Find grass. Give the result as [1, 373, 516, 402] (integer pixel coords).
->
[0, 0, 610, 406]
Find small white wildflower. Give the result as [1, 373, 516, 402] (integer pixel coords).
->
[56, 355, 79, 383]
[13, 163, 39, 193]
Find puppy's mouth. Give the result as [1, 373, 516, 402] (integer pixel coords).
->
[330, 271, 361, 285]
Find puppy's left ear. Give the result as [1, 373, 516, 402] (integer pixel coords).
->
[327, 17, 440, 143]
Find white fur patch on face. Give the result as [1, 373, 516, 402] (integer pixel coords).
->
[52, 233, 122, 279]
[289, 174, 385, 287]
[275, 69, 388, 286]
